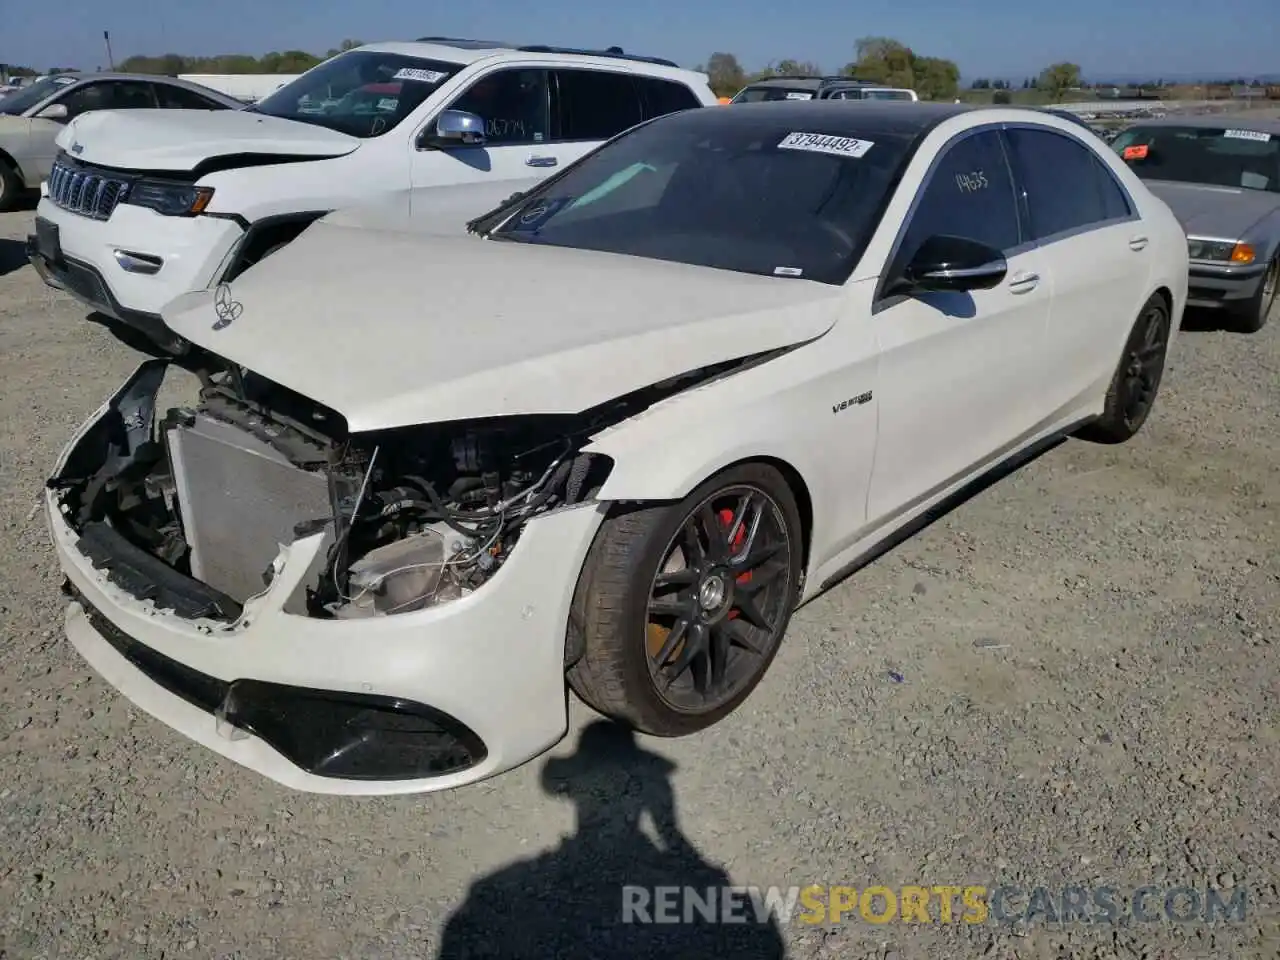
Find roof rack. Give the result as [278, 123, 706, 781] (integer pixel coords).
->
[414, 37, 680, 68]
[416, 36, 508, 48]
[516, 45, 679, 68]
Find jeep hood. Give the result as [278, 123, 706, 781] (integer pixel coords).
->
[56, 109, 359, 172]
[1144, 179, 1279, 239]
[161, 224, 844, 432]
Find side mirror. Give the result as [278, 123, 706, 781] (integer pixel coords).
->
[898, 234, 1007, 293]
[420, 109, 487, 149]
[36, 103, 69, 121]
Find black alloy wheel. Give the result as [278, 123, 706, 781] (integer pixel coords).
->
[1119, 298, 1170, 433]
[1078, 293, 1172, 445]
[566, 462, 804, 736]
[644, 485, 794, 714]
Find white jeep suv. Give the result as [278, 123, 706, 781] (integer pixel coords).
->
[27, 39, 716, 351]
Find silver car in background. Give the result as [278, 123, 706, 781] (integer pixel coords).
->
[0, 73, 243, 211]
[1113, 115, 1280, 332]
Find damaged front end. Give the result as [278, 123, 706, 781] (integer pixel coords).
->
[49, 356, 648, 624]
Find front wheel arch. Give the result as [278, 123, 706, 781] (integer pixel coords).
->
[564, 455, 813, 670]
[220, 211, 330, 282]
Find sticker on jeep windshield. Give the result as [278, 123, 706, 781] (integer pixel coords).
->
[777, 132, 874, 158]
[1223, 129, 1272, 142]
[784, 91, 814, 100]
[392, 67, 448, 83]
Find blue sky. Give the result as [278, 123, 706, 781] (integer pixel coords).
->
[4, 0, 1275, 80]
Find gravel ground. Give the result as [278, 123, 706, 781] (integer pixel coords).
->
[1, 206, 1277, 960]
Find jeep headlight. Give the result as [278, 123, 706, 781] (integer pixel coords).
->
[1187, 238, 1254, 264]
[125, 180, 215, 216]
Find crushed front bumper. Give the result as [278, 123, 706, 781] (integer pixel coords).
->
[47, 361, 607, 795]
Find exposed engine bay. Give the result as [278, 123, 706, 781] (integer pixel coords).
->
[50, 353, 764, 623]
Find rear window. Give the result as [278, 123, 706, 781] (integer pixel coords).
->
[1113, 124, 1279, 193]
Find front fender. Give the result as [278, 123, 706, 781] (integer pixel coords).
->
[584, 325, 881, 579]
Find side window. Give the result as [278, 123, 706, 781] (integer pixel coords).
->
[1004, 127, 1130, 241]
[897, 129, 1021, 268]
[448, 69, 549, 145]
[59, 81, 157, 119]
[634, 76, 700, 120]
[553, 69, 644, 142]
[1094, 156, 1133, 220]
[154, 84, 228, 110]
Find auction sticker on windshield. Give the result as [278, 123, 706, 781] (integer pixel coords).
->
[1223, 129, 1272, 142]
[778, 132, 875, 158]
[785, 92, 814, 100]
[393, 68, 448, 83]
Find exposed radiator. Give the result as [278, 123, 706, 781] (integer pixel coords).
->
[167, 414, 331, 603]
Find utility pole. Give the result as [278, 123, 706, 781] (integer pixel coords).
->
[103, 30, 115, 70]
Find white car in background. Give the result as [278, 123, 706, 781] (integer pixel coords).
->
[26, 39, 717, 352]
[47, 102, 1185, 795]
[0, 72, 241, 210]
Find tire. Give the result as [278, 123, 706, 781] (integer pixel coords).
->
[0, 160, 22, 213]
[1230, 258, 1278, 334]
[567, 462, 804, 737]
[1078, 293, 1172, 445]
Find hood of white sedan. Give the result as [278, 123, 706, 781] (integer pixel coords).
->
[56, 108, 360, 172]
[162, 223, 845, 432]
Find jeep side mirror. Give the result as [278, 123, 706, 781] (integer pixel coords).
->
[419, 109, 487, 150]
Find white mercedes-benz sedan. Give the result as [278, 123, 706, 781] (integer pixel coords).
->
[47, 101, 1188, 794]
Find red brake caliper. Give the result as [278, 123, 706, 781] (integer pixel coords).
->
[719, 508, 752, 619]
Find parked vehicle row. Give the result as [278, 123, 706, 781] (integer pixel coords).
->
[730, 74, 919, 103]
[43, 97, 1191, 794]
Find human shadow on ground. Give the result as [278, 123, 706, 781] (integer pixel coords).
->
[436, 720, 787, 959]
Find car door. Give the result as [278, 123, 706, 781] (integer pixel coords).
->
[866, 126, 1053, 524]
[410, 67, 555, 196]
[1002, 124, 1150, 411]
[27, 79, 160, 180]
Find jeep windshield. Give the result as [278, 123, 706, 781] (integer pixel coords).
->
[252, 51, 463, 138]
[487, 107, 911, 285]
[0, 75, 77, 115]
[1114, 124, 1280, 193]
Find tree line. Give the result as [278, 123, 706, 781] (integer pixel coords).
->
[1, 40, 365, 78]
[699, 38, 962, 100]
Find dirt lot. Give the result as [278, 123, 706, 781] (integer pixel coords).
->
[0, 206, 1277, 960]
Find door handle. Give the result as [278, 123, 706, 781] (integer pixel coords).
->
[526, 155, 558, 167]
[1008, 271, 1040, 294]
[1128, 235, 1149, 251]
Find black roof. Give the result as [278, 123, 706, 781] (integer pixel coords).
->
[705, 99, 972, 136]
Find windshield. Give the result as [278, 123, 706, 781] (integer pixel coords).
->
[863, 89, 914, 101]
[1114, 124, 1279, 193]
[732, 85, 818, 103]
[0, 75, 77, 115]
[489, 110, 912, 284]
[253, 51, 463, 137]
